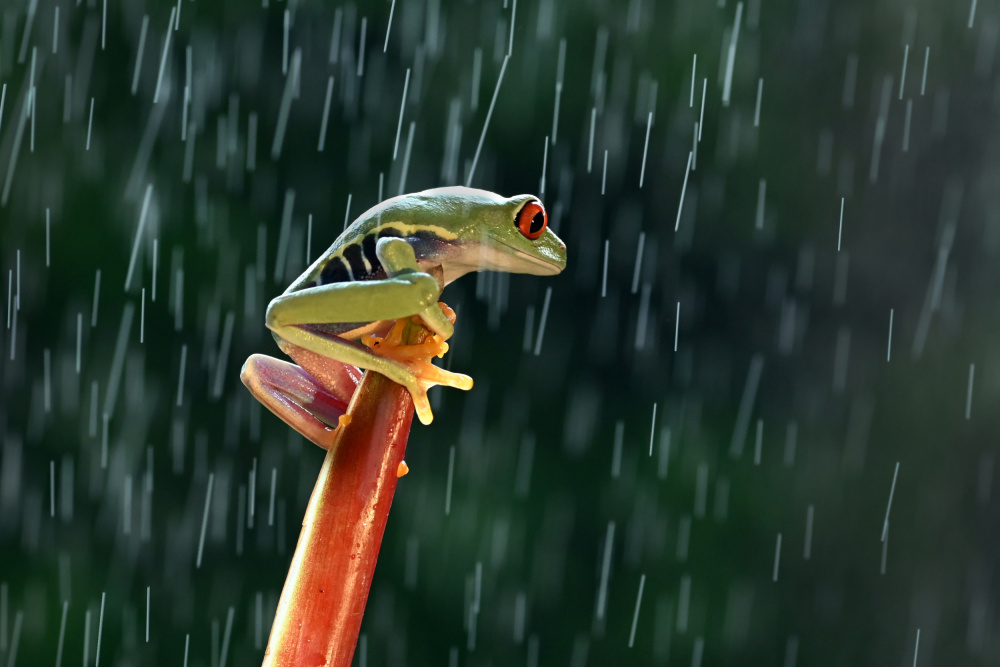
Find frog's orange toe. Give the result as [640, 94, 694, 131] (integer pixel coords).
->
[364, 316, 473, 424]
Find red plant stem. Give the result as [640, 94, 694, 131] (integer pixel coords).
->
[262, 323, 427, 667]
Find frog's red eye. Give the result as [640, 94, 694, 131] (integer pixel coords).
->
[516, 201, 547, 240]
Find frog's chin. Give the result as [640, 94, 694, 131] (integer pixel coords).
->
[440, 254, 557, 285]
[483, 238, 563, 275]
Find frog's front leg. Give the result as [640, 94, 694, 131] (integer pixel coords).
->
[264, 238, 472, 425]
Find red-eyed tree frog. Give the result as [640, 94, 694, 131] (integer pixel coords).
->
[242, 187, 567, 448]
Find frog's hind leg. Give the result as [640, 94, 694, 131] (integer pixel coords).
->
[240, 354, 356, 450]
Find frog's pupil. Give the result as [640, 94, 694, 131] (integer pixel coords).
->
[529, 211, 545, 234]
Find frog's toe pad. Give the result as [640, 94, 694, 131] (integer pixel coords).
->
[408, 361, 473, 391]
[401, 362, 474, 425]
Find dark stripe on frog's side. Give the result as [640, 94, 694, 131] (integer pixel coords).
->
[319, 256, 351, 285]
[316, 228, 449, 287]
[341, 243, 368, 280]
[361, 234, 380, 274]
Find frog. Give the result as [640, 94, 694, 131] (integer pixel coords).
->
[241, 186, 567, 448]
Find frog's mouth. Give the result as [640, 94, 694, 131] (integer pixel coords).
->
[439, 237, 565, 285]
[488, 237, 565, 276]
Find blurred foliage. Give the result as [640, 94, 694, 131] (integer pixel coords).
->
[2, 0, 1000, 665]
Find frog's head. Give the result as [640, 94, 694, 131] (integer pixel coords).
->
[470, 191, 567, 276]
[377, 187, 567, 284]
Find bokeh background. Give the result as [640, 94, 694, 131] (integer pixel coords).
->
[2, 0, 998, 664]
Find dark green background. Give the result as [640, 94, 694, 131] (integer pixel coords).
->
[1, 0, 997, 665]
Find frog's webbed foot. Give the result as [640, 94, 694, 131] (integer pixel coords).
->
[362, 303, 473, 424]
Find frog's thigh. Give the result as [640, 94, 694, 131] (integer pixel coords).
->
[266, 274, 441, 329]
[241, 354, 349, 450]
